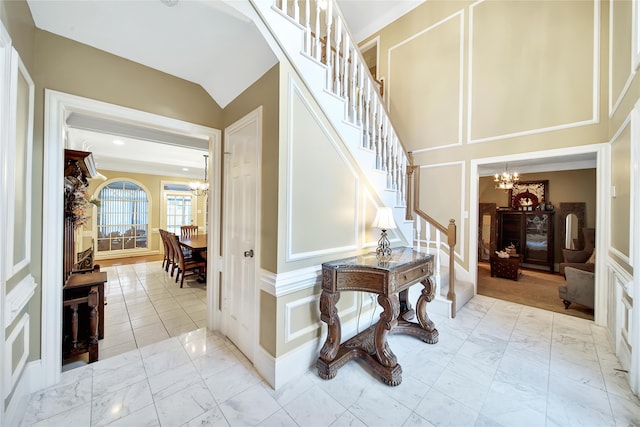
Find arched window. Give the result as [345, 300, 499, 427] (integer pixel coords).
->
[96, 180, 149, 253]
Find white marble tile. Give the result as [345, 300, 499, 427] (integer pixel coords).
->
[315, 362, 378, 408]
[192, 346, 242, 379]
[412, 388, 478, 426]
[608, 393, 640, 426]
[283, 385, 346, 426]
[148, 360, 201, 400]
[348, 387, 413, 427]
[155, 380, 216, 427]
[140, 337, 191, 377]
[29, 402, 91, 427]
[91, 379, 154, 426]
[329, 411, 368, 427]
[204, 361, 262, 403]
[549, 355, 605, 391]
[22, 372, 93, 424]
[218, 383, 281, 426]
[401, 413, 437, 427]
[256, 409, 298, 426]
[432, 368, 491, 411]
[480, 381, 546, 427]
[547, 376, 615, 427]
[183, 407, 231, 426]
[92, 351, 147, 397]
[105, 403, 160, 426]
[264, 371, 317, 407]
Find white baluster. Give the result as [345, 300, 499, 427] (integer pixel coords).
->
[342, 31, 349, 99]
[425, 222, 431, 253]
[415, 217, 422, 252]
[334, 17, 342, 95]
[279, 0, 287, 14]
[357, 62, 364, 126]
[294, 0, 299, 21]
[325, 0, 333, 91]
[350, 46, 357, 121]
[363, 78, 371, 148]
[304, 0, 310, 55]
[314, 1, 321, 61]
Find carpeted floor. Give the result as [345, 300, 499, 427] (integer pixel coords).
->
[477, 262, 594, 321]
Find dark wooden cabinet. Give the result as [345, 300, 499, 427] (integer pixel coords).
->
[497, 211, 555, 272]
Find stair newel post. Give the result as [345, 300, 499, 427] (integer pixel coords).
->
[304, 0, 310, 55]
[406, 152, 415, 220]
[435, 228, 441, 288]
[334, 17, 342, 95]
[447, 219, 457, 318]
[325, 0, 333, 92]
[314, 1, 321, 61]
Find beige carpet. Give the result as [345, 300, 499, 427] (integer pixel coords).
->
[477, 263, 594, 321]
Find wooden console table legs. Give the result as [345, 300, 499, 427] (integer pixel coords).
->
[317, 279, 438, 386]
[63, 285, 99, 363]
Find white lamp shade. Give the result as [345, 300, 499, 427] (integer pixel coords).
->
[372, 207, 397, 230]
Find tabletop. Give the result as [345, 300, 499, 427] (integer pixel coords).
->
[179, 234, 208, 251]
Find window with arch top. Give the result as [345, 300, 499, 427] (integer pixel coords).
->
[96, 180, 149, 252]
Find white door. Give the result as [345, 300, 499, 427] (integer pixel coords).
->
[223, 107, 261, 361]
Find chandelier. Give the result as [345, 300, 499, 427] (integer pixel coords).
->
[189, 154, 209, 196]
[494, 164, 519, 191]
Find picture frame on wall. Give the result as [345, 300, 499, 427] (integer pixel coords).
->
[509, 180, 549, 210]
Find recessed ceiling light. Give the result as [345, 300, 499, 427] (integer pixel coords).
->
[113, 139, 124, 145]
[182, 168, 189, 171]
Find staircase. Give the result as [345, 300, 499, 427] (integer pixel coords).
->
[248, 0, 473, 317]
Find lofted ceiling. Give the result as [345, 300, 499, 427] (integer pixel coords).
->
[28, 0, 591, 178]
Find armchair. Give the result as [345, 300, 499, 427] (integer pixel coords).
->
[558, 267, 594, 309]
[560, 228, 595, 275]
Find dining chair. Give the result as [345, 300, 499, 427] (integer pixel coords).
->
[168, 233, 206, 287]
[180, 225, 198, 238]
[159, 229, 171, 270]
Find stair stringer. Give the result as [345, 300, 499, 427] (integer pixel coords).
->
[247, 0, 410, 237]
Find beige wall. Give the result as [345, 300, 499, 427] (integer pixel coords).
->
[364, 0, 611, 271]
[222, 64, 279, 273]
[1, 0, 224, 361]
[479, 169, 597, 264]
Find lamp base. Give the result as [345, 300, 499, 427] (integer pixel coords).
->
[376, 230, 392, 259]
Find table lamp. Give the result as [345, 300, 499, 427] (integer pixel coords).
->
[372, 206, 397, 259]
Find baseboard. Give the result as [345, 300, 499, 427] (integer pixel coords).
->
[5, 360, 41, 426]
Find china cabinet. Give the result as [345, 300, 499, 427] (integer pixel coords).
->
[497, 210, 555, 272]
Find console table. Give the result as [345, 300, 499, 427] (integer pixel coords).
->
[317, 248, 437, 386]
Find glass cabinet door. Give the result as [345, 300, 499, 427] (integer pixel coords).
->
[524, 213, 550, 263]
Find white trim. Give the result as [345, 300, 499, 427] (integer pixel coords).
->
[609, 115, 633, 266]
[0, 21, 11, 423]
[469, 143, 609, 323]
[260, 265, 321, 297]
[387, 10, 465, 151]
[468, 0, 600, 144]
[284, 294, 321, 343]
[286, 78, 360, 261]
[6, 50, 34, 277]
[42, 90, 221, 390]
[633, 0, 640, 72]
[4, 313, 29, 398]
[630, 98, 640, 394]
[610, 0, 637, 117]
[4, 275, 36, 326]
[359, 36, 380, 81]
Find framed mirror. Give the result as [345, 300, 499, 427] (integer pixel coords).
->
[559, 202, 586, 250]
[478, 203, 496, 261]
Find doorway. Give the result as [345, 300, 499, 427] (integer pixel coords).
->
[469, 144, 608, 324]
[41, 90, 221, 388]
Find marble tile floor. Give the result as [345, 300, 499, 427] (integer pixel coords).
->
[23, 294, 640, 426]
[64, 260, 208, 369]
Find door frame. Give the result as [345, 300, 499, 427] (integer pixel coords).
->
[220, 106, 262, 361]
[469, 143, 609, 325]
[41, 90, 221, 388]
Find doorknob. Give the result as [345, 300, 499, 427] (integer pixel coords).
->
[244, 249, 254, 258]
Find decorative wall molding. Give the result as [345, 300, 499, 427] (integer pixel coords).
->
[260, 266, 321, 297]
[4, 313, 29, 398]
[609, 115, 633, 266]
[284, 294, 321, 343]
[285, 77, 360, 262]
[468, 0, 600, 144]
[4, 275, 36, 326]
[387, 10, 464, 152]
[609, 0, 637, 118]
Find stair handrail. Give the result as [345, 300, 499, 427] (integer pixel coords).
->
[272, 0, 408, 205]
[407, 152, 457, 317]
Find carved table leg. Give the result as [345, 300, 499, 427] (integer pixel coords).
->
[374, 293, 402, 386]
[88, 286, 99, 363]
[398, 289, 415, 321]
[69, 303, 79, 351]
[317, 290, 341, 379]
[415, 277, 439, 344]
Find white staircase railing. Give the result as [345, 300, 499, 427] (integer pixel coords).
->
[271, 0, 407, 206]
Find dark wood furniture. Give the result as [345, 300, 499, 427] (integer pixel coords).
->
[317, 248, 437, 386]
[178, 233, 208, 252]
[497, 210, 555, 272]
[62, 149, 106, 364]
[173, 234, 207, 287]
[490, 255, 520, 281]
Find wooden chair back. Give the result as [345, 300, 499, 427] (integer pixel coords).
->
[181, 225, 198, 238]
